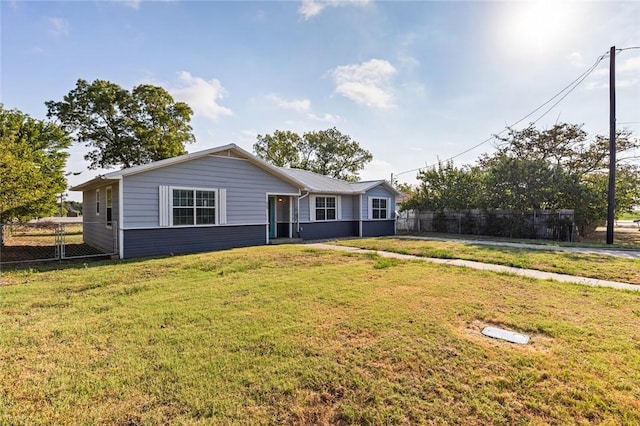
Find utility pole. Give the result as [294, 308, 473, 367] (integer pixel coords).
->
[606, 46, 616, 245]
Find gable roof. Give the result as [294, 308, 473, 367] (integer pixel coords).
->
[70, 143, 401, 196]
[349, 180, 402, 196]
[278, 168, 402, 196]
[70, 144, 305, 192]
[277, 168, 354, 193]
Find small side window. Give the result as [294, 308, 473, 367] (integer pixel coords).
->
[106, 186, 113, 228]
[96, 189, 100, 216]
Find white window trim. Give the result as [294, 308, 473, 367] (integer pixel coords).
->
[368, 196, 391, 220]
[159, 186, 227, 227]
[310, 195, 341, 222]
[95, 189, 100, 216]
[105, 186, 113, 229]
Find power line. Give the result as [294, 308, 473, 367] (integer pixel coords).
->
[394, 50, 610, 178]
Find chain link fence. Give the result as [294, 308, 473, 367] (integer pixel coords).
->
[397, 209, 575, 242]
[0, 221, 118, 265]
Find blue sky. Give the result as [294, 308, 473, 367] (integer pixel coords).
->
[2, 0, 639, 199]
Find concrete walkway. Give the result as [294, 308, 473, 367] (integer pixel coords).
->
[306, 243, 640, 292]
[397, 235, 640, 259]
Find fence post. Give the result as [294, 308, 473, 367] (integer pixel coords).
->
[54, 225, 62, 260]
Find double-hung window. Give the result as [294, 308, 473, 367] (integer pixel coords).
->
[315, 196, 337, 221]
[96, 189, 100, 215]
[370, 197, 388, 219]
[172, 188, 216, 226]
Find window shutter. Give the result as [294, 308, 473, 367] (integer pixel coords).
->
[159, 185, 170, 227]
[337, 196, 342, 220]
[367, 196, 373, 220]
[387, 197, 392, 219]
[218, 188, 227, 225]
[309, 195, 316, 221]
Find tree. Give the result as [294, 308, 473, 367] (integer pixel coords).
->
[46, 79, 195, 169]
[0, 105, 71, 223]
[253, 130, 303, 168]
[481, 123, 640, 234]
[402, 123, 640, 236]
[491, 123, 640, 176]
[254, 127, 373, 181]
[402, 160, 481, 211]
[480, 155, 561, 211]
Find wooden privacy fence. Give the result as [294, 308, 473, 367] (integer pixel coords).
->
[0, 221, 118, 265]
[396, 209, 575, 242]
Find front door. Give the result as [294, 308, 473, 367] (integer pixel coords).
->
[268, 197, 276, 239]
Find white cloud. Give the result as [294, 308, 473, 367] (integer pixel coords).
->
[299, 0, 325, 19]
[330, 59, 397, 108]
[113, 0, 141, 9]
[299, 0, 371, 20]
[588, 56, 640, 90]
[113, 0, 176, 10]
[307, 112, 341, 123]
[568, 51, 584, 68]
[47, 17, 69, 36]
[618, 56, 640, 73]
[170, 71, 233, 120]
[265, 93, 311, 112]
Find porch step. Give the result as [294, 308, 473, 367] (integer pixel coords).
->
[268, 238, 303, 245]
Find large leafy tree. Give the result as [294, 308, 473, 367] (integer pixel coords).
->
[0, 105, 71, 223]
[253, 130, 303, 168]
[402, 160, 481, 211]
[483, 124, 640, 232]
[403, 123, 640, 236]
[254, 127, 373, 181]
[46, 79, 195, 169]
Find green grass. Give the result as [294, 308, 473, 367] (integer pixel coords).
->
[400, 224, 640, 248]
[619, 210, 640, 221]
[1, 245, 640, 424]
[334, 238, 640, 285]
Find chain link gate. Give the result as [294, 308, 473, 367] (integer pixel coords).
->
[0, 221, 118, 265]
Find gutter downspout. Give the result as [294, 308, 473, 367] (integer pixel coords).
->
[297, 191, 309, 238]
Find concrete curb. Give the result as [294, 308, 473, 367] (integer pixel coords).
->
[306, 243, 640, 292]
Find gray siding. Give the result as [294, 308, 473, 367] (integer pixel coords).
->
[361, 185, 397, 219]
[299, 221, 358, 240]
[299, 196, 310, 223]
[82, 182, 119, 253]
[300, 194, 357, 221]
[122, 225, 266, 258]
[122, 156, 299, 228]
[340, 195, 358, 220]
[362, 220, 395, 237]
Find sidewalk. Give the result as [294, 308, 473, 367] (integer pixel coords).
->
[306, 243, 640, 292]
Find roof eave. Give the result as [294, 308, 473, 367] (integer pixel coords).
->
[70, 176, 121, 192]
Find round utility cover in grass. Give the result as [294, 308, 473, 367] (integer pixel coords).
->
[481, 326, 529, 345]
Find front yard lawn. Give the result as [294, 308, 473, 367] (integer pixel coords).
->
[1, 245, 639, 424]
